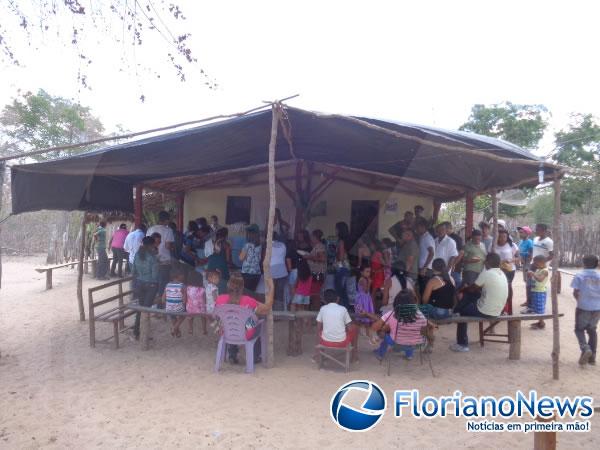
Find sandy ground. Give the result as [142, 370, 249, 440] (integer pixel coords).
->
[0, 255, 598, 449]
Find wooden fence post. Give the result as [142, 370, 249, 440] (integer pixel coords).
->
[551, 174, 562, 380]
[77, 213, 87, 321]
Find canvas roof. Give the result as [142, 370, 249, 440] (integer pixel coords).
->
[10, 106, 558, 214]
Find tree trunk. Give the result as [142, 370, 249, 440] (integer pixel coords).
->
[262, 104, 281, 368]
[46, 211, 69, 264]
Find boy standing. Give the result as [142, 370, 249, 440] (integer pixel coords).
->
[527, 255, 549, 330]
[571, 255, 600, 366]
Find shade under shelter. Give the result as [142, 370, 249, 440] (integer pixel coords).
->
[7, 103, 566, 381]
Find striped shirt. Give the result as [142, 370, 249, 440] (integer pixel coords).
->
[165, 282, 184, 306]
[382, 310, 427, 346]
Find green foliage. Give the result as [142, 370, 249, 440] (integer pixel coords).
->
[460, 102, 549, 149]
[0, 89, 104, 159]
[552, 114, 600, 214]
[527, 191, 554, 225]
[443, 102, 549, 221]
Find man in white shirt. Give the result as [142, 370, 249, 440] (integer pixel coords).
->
[450, 253, 508, 352]
[434, 223, 458, 268]
[416, 218, 435, 294]
[146, 211, 175, 296]
[315, 289, 358, 362]
[532, 224, 554, 261]
[124, 223, 147, 267]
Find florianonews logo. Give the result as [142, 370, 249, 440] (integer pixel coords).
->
[330, 380, 387, 432]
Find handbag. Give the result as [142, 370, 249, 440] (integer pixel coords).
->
[312, 272, 325, 283]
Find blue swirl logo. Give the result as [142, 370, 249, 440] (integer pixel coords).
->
[330, 380, 387, 432]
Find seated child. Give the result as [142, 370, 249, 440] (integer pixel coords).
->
[526, 255, 549, 329]
[315, 289, 359, 362]
[371, 289, 427, 360]
[292, 259, 312, 311]
[185, 271, 206, 335]
[163, 269, 187, 338]
[205, 270, 220, 314]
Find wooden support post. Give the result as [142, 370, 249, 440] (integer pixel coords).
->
[77, 213, 86, 321]
[45, 270, 53, 290]
[118, 282, 125, 330]
[134, 184, 143, 227]
[533, 415, 557, 450]
[294, 161, 305, 232]
[508, 320, 521, 360]
[140, 312, 150, 351]
[88, 290, 95, 348]
[432, 199, 442, 225]
[176, 193, 184, 232]
[465, 192, 474, 239]
[478, 322, 485, 347]
[91, 260, 97, 277]
[551, 174, 562, 380]
[113, 321, 120, 349]
[262, 104, 281, 368]
[491, 191, 499, 252]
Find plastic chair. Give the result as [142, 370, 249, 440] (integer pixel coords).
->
[214, 304, 265, 374]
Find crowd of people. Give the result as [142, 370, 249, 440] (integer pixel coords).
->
[90, 204, 600, 367]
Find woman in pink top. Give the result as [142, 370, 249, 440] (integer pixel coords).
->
[215, 273, 273, 364]
[109, 223, 129, 277]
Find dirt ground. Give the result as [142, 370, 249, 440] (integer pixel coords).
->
[0, 255, 598, 449]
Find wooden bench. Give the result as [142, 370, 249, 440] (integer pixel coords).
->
[124, 302, 213, 351]
[433, 313, 564, 360]
[88, 276, 135, 349]
[35, 257, 112, 290]
[316, 344, 353, 372]
[275, 310, 564, 361]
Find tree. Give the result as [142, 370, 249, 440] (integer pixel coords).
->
[552, 114, 600, 214]
[444, 102, 550, 223]
[0, 90, 107, 264]
[527, 191, 554, 225]
[0, 1, 215, 100]
[460, 102, 549, 149]
[0, 89, 104, 159]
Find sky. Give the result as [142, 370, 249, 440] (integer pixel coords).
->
[1, 0, 600, 157]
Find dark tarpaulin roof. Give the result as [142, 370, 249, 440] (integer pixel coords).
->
[10, 106, 556, 214]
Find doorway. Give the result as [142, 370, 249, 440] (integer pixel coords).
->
[350, 200, 379, 244]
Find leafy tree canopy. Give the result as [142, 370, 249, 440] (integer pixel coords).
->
[0, 89, 104, 160]
[444, 102, 549, 223]
[460, 102, 549, 149]
[552, 114, 600, 214]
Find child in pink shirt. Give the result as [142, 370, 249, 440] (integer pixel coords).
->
[186, 271, 206, 335]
